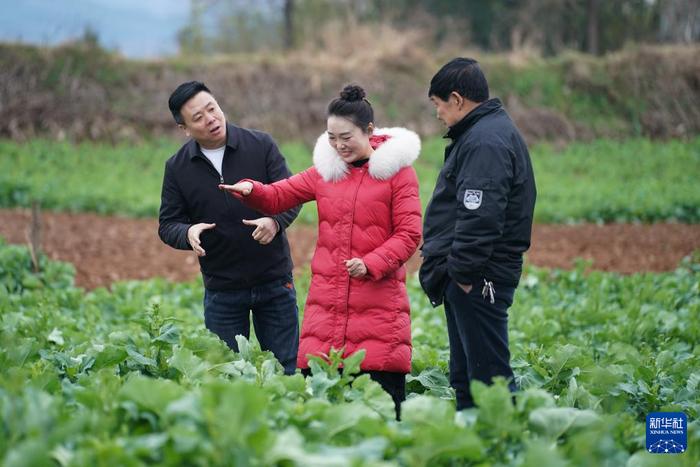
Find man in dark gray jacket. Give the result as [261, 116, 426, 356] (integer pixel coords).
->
[420, 58, 536, 409]
[159, 81, 301, 374]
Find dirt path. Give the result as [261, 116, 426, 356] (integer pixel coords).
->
[1, 208, 699, 289]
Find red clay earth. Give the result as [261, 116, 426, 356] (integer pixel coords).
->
[1, 208, 699, 290]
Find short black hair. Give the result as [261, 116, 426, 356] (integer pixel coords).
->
[428, 58, 489, 103]
[327, 84, 374, 132]
[168, 81, 212, 124]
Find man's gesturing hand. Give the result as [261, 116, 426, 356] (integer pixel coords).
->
[219, 182, 253, 196]
[187, 223, 216, 257]
[243, 217, 279, 245]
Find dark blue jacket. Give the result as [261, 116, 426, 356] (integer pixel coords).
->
[158, 123, 300, 290]
[420, 98, 536, 306]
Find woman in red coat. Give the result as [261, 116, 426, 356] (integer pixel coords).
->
[220, 85, 422, 418]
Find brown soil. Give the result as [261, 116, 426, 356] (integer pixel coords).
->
[1, 208, 699, 290]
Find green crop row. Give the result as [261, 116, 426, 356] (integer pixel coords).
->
[1, 240, 698, 465]
[2, 136, 699, 224]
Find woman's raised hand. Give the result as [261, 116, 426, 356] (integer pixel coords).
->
[219, 181, 254, 196]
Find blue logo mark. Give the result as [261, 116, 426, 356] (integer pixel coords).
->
[646, 412, 687, 454]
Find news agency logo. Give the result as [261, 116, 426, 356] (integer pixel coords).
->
[646, 412, 687, 454]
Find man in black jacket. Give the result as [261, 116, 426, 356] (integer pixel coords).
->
[159, 81, 301, 374]
[420, 58, 536, 409]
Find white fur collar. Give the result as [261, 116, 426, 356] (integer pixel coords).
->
[312, 127, 421, 182]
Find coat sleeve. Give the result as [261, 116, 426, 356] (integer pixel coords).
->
[264, 137, 302, 230]
[235, 167, 318, 215]
[447, 142, 513, 285]
[158, 160, 192, 251]
[362, 167, 422, 281]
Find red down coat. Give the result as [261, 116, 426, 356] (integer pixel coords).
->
[238, 127, 422, 373]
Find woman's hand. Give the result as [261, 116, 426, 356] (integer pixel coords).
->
[344, 258, 367, 278]
[219, 181, 253, 196]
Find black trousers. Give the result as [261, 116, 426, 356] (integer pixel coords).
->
[203, 274, 299, 375]
[443, 279, 517, 410]
[301, 368, 406, 420]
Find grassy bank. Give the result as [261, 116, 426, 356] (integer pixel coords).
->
[2, 137, 699, 224]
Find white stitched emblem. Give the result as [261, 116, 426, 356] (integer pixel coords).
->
[463, 189, 482, 210]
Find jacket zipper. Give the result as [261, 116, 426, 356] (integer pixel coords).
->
[341, 167, 366, 350]
[194, 153, 228, 206]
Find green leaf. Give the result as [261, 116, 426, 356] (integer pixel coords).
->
[118, 374, 186, 416]
[258, 358, 281, 384]
[407, 367, 453, 398]
[201, 380, 271, 454]
[264, 428, 350, 466]
[51, 445, 74, 467]
[47, 328, 64, 346]
[528, 407, 600, 439]
[125, 346, 157, 368]
[517, 388, 556, 413]
[120, 433, 169, 461]
[401, 394, 454, 426]
[517, 440, 568, 467]
[92, 344, 128, 369]
[319, 402, 381, 439]
[341, 349, 365, 377]
[213, 359, 258, 380]
[167, 421, 208, 455]
[167, 346, 209, 381]
[3, 439, 52, 467]
[473, 379, 516, 435]
[626, 450, 675, 467]
[153, 322, 180, 345]
[400, 396, 483, 464]
[234, 334, 251, 359]
[165, 393, 202, 422]
[306, 364, 341, 400]
[346, 374, 395, 419]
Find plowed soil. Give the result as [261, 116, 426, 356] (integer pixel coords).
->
[2, 209, 699, 290]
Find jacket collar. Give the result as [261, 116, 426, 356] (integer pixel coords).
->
[312, 127, 421, 182]
[445, 97, 502, 141]
[187, 122, 240, 159]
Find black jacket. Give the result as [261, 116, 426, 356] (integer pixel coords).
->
[420, 98, 536, 306]
[158, 123, 300, 290]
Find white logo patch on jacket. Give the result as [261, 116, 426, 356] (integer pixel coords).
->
[463, 189, 483, 210]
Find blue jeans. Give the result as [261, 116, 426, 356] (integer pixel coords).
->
[203, 275, 299, 374]
[443, 279, 517, 410]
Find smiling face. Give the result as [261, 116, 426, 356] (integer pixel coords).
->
[179, 91, 227, 149]
[326, 115, 373, 164]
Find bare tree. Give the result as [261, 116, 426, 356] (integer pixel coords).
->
[284, 0, 295, 49]
[659, 0, 700, 43]
[586, 0, 599, 54]
[26, 202, 42, 273]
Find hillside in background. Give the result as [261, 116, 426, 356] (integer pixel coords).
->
[1, 41, 699, 144]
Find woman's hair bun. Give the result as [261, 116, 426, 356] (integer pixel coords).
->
[327, 83, 374, 129]
[339, 84, 366, 102]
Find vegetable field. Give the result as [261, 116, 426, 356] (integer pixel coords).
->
[1, 241, 698, 466]
[2, 32, 699, 467]
[1, 125, 699, 466]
